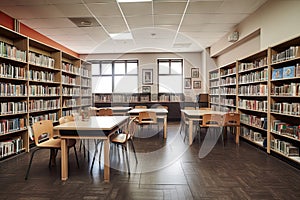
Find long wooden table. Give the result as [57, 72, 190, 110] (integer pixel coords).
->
[128, 108, 168, 139]
[181, 110, 231, 145]
[53, 116, 129, 182]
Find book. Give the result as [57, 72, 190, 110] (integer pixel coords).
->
[283, 66, 295, 78]
[272, 68, 283, 80]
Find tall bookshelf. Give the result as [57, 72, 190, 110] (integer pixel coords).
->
[219, 62, 237, 112]
[0, 25, 91, 160]
[208, 69, 219, 111]
[0, 26, 28, 158]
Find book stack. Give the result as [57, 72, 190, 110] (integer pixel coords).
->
[62, 75, 76, 85]
[220, 87, 236, 95]
[29, 99, 60, 112]
[29, 70, 54, 82]
[271, 139, 299, 156]
[62, 62, 80, 75]
[271, 102, 300, 115]
[0, 118, 26, 135]
[271, 46, 300, 63]
[220, 67, 236, 76]
[220, 76, 236, 85]
[0, 82, 27, 96]
[238, 57, 267, 72]
[28, 52, 55, 68]
[271, 82, 298, 96]
[0, 137, 24, 159]
[0, 42, 26, 62]
[63, 99, 77, 107]
[29, 112, 58, 125]
[0, 101, 27, 115]
[272, 120, 300, 139]
[0, 63, 26, 79]
[62, 87, 80, 96]
[239, 84, 267, 96]
[238, 68, 268, 84]
[241, 114, 267, 129]
[29, 85, 59, 96]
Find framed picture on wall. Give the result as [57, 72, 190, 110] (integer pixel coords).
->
[184, 78, 192, 89]
[191, 68, 199, 78]
[193, 81, 201, 89]
[142, 86, 151, 93]
[142, 69, 153, 84]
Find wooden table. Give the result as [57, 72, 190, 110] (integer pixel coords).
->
[128, 108, 168, 139]
[53, 116, 129, 182]
[181, 110, 229, 145]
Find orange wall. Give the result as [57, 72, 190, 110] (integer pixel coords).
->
[1, 11, 78, 58]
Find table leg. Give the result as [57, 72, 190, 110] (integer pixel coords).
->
[235, 127, 240, 144]
[163, 116, 167, 139]
[61, 139, 68, 181]
[103, 139, 110, 182]
[189, 119, 193, 145]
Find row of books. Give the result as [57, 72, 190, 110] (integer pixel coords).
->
[271, 82, 299, 96]
[238, 68, 268, 84]
[241, 114, 267, 130]
[62, 62, 80, 75]
[238, 84, 268, 96]
[272, 64, 300, 80]
[0, 83, 27, 96]
[209, 72, 219, 79]
[112, 95, 138, 103]
[62, 75, 76, 85]
[219, 106, 235, 112]
[0, 102, 27, 115]
[62, 110, 78, 117]
[210, 96, 219, 104]
[81, 68, 90, 77]
[81, 79, 91, 87]
[210, 80, 219, 87]
[28, 70, 55, 82]
[209, 88, 219, 95]
[29, 113, 58, 125]
[62, 87, 80, 96]
[271, 120, 300, 140]
[240, 126, 265, 142]
[271, 102, 300, 116]
[0, 137, 24, 159]
[0, 42, 26, 62]
[271, 139, 299, 156]
[238, 57, 268, 72]
[81, 98, 92, 106]
[0, 63, 26, 79]
[220, 98, 235, 106]
[239, 99, 268, 112]
[29, 99, 60, 112]
[219, 77, 236, 85]
[29, 85, 59, 96]
[0, 118, 26, 135]
[220, 87, 236, 95]
[28, 52, 55, 68]
[81, 88, 91, 96]
[271, 46, 299, 64]
[220, 67, 236, 76]
[63, 99, 78, 107]
[94, 94, 112, 102]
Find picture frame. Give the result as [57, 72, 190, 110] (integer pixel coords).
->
[184, 78, 192, 89]
[142, 69, 153, 85]
[191, 68, 199, 78]
[142, 86, 151, 93]
[193, 80, 201, 89]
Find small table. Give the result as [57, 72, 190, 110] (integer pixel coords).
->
[53, 116, 129, 182]
[181, 110, 228, 145]
[128, 108, 168, 139]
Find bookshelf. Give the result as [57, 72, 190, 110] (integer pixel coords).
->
[219, 62, 237, 112]
[208, 69, 219, 111]
[237, 50, 268, 147]
[0, 25, 91, 160]
[0, 26, 28, 159]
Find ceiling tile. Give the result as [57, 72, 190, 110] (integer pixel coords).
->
[186, 1, 223, 14]
[54, 4, 92, 17]
[97, 16, 126, 26]
[0, 0, 49, 6]
[103, 25, 128, 34]
[180, 23, 235, 32]
[154, 15, 182, 26]
[153, 2, 187, 15]
[36, 27, 86, 36]
[119, 2, 152, 16]
[217, 0, 267, 14]
[126, 15, 153, 28]
[20, 18, 77, 29]
[86, 2, 122, 17]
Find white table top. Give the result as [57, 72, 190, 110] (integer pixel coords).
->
[128, 108, 168, 114]
[181, 109, 227, 117]
[53, 116, 128, 131]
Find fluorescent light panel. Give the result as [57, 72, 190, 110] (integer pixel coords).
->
[109, 32, 133, 40]
[117, 0, 152, 2]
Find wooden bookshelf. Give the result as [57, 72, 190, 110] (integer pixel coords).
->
[208, 69, 219, 111]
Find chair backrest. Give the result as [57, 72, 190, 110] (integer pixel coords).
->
[98, 108, 113, 116]
[223, 112, 240, 126]
[135, 105, 147, 109]
[138, 111, 157, 124]
[32, 120, 54, 145]
[125, 117, 138, 140]
[202, 114, 223, 126]
[59, 115, 74, 124]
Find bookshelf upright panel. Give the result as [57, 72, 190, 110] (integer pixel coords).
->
[80, 60, 92, 110]
[208, 69, 220, 111]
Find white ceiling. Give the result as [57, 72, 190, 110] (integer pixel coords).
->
[0, 0, 268, 54]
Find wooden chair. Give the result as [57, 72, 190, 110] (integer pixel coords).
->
[199, 114, 223, 145]
[135, 105, 147, 109]
[135, 111, 158, 137]
[110, 117, 138, 174]
[222, 112, 240, 144]
[98, 108, 113, 116]
[25, 120, 79, 180]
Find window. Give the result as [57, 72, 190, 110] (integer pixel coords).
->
[158, 59, 183, 93]
[91, 60, 138, 93]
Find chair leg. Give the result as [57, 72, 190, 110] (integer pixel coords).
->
[129, 139, 138, 163]
[98, 141, 103, 164]
[123, 145, 130, 175]
[90, 140, 100, 174]
[25, 148, 41, 180]
[73, 146, 80, 168]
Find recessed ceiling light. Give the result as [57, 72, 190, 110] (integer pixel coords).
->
[117, 0, 152, 2]
[109, 32, 133, 40]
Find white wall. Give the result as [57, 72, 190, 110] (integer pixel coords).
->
[81, 52, 204, 101]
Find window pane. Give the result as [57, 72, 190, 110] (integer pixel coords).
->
[158, 62, 169, 74]
[171, 61, 182, 74]
[127, 62, 137, 74]
[114, 62, 126, 75]
[114, 76, 138, 93]
[92, 76, 112, 93]
[92, 63, 100, 75]
[159, 75, 182, 93]
[101, 62, 112, 75]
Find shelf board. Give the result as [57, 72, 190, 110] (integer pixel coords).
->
[30, 108, 60, 113]
[0, 76, 27, 81]
[238, 65, 268, 74]
[271, 131, 300, 142]
[238, 107, 267, 113]
[238, 80, 268, 85]
[240, 135, 265, 148]
[219, 73, 236, 78]
[0, 128, 27, 137]
[271, 76, 300, 82]
[270, 111, 300, 118]
[29, 63, 60, 72]
[29, 80, 60, 85]
[0, 55, 27, 64]
[270, 95, 300, 98]
[240, 122, 267, 132]
[0, 112, 27, 117]
[61, 70, 80, 76]
[271, 149, 300, 164]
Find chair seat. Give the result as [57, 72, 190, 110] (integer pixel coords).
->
[38, 138, 61, 148]
[111, 133, 130, 144]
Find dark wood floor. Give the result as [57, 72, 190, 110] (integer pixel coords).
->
[1, 122, 300, 200]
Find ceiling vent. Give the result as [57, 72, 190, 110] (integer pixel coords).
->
[69, 17, 101, 27]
